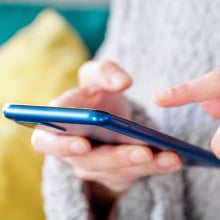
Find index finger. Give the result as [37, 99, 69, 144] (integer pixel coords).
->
[78, 60, 132, 92]
[153, 69, 220, 107]
[31, 129, 91, 156]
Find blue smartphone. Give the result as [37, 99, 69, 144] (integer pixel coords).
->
[2, 103, 220, 168]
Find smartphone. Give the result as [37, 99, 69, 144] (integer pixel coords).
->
[2, 103, 220, 168]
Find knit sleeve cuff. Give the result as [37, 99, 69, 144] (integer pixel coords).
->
[42, 155, 89, 220]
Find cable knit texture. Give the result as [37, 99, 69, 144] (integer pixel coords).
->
[43, 0, 220, 219]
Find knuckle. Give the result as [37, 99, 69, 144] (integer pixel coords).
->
[168, 83, 194, 103]
[51, 139, 70, 157]
[85, 165, 97, 172]
[171, 83, 190, 96]
[78, 162, 97, 172]
[112, 151, 126, 167]
[110, 170, 132, 183]
[54, 145, 66, 156]
[116, 172, 131, 181]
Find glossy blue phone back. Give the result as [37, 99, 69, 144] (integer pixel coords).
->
[3, 103, 220, 168]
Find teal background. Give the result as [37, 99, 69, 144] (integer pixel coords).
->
[0, 3, 109, 55]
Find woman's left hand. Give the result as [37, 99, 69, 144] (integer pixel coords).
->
[153, 68, 220, 158]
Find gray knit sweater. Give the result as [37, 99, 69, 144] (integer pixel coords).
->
[42, 1, 220, 219]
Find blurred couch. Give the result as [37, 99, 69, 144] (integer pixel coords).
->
[0, 2, 109, 56]
[0, 2, 109, 220]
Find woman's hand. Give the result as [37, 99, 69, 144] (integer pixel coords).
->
[32, 60, 182, 194]
[153, 68, 220, 158]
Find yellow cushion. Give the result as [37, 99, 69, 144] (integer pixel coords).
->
[0, 9, 89, 219]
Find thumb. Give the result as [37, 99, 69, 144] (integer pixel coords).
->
[78, 60, 133, 92]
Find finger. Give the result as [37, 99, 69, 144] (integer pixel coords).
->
[49, 88, 81, 107]
[73, 167, 135, 192]
[123, 151, 182, 178]
[153, 69, 220, 107]
[49, 87, 100, 108]
[103, 151, 182, 181]
[65, 145, 154, 171]
[72, 151, 182, 191]
[64, 144, 181, 172]
[154, 151, 182, 173]
[199, 98, 220, 119]
[78, 60, 133, 92]
[49, 87, 130, 118]
[31, 129, 91, 156]
[211, 125, 220, 159]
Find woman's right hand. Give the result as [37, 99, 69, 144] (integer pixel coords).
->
[32, 60, 182, 194]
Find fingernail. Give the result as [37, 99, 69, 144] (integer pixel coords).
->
[157, 154, 180, 169]
[70, 141, 88, 155]
[129, 149, 152, 164]
[110, 72, 129, 87]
